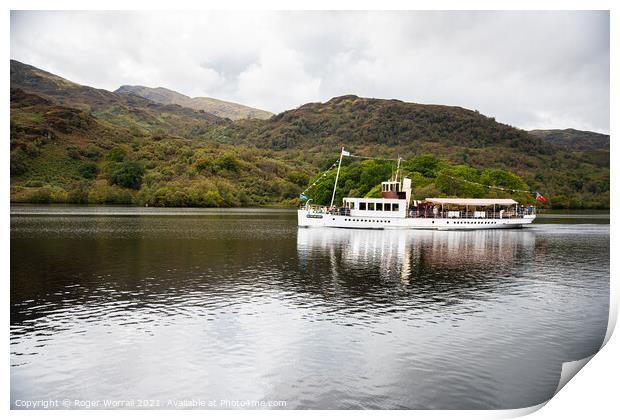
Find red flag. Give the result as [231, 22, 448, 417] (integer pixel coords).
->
[535, 192, 548, 204]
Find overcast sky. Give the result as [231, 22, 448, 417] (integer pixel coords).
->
[11, 10, 610, 133]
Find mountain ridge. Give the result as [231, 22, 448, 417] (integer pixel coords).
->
[529, 128, 609, 151]
[115, 85, 274, 120]
[10, 60, 609, 209]
[10, 60, 225, 134]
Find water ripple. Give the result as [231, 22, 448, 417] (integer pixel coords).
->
[10, 209, 609, 409]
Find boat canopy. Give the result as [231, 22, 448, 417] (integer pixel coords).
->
[423, 198, 519, 206]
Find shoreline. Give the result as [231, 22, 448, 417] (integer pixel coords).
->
[9, 202, 611, 212]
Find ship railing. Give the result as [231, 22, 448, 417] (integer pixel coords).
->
[301, 203, 352, 216]
[336, 208, 351, 216]
[408, 209, 536, 219]
[302, 203, 345, 215]
[303, 204, 327, 213]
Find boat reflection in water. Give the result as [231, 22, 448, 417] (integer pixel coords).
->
[10, 209, 608, 409]
[293, 226, 608, 409]
[297, 227, 536, 288]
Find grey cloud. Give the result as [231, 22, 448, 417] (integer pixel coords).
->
[200, 53, 257, 78]
[10, 10, 609, 133]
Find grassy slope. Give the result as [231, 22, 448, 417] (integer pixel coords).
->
[223, 95, 609, 208]
[529, 129, 610, 151]
[11, 60, 225, 135]
[10, 62, 609, 209]
[10, 88, 309, 207]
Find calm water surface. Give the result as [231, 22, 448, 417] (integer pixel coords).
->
[10, 206, 609, 409]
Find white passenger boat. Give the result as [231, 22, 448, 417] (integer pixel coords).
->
[298, 149, 536, 230]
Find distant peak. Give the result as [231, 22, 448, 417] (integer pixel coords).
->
[114, 84, 272, 120]
[327, 94, 360, 103]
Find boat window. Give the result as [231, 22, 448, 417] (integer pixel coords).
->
[368, 202, 375, 211]
[384, 203, 391, 211]
[348, 201, 355, 209]
[392, 203, 399, 212]
[376, 203, 383, 211]
[359, 202, 366, 210]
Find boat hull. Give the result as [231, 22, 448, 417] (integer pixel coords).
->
[297, 209, 535, 230]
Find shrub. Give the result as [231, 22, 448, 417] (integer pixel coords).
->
[67, 146, 81, 160]
[152, 128, 166, 141]
[215, 153, 239, 172]
[24, 143, 41, 157]
[106, 146, 127, 162]
[68, 182, 91, 204]
[88, 182, 134, 204]
[81, 145, 102, 159]
[24, 180, 44, 188]
[404, 154, 442, 178]
[287, 170, 309, 187]
[143, 171, 164, 187]
[108, 161, 145, 190]
[79, 162, 99, 179]
[10, 150, 28, 176]
[195, 156, 215, 173]
[412, 183, 441, 200]
[19, 186, 68, 203]
[26, 187, 53, 203]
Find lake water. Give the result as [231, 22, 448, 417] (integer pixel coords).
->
[10, 206, 609, 409]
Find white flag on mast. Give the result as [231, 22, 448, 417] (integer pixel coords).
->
[341, 149, 351, 156]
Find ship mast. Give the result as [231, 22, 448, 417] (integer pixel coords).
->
[330, 147, 345, 208]
[392, 155, 402, 183]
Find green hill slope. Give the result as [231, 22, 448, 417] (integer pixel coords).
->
[10, 87, 307, 207]
[222, 95, 609, 208]
[10, 62, 609, 209]
[11, 60, 225, 136]
[529, 128, 610, 151]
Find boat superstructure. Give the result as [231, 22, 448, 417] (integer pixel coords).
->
[298, 148, 537, 230]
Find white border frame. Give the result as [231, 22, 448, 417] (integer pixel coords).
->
[3, 2, 617, 419]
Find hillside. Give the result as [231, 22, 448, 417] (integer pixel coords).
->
[529, 128, 610, 151]
[227, 94, 544, 152]
[221, 95, 609, 208]
[10, 62, 610, 209]
[10, 86, 309, 207]
[115, 85, 274, 120]
[11, 60, 224, 136]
